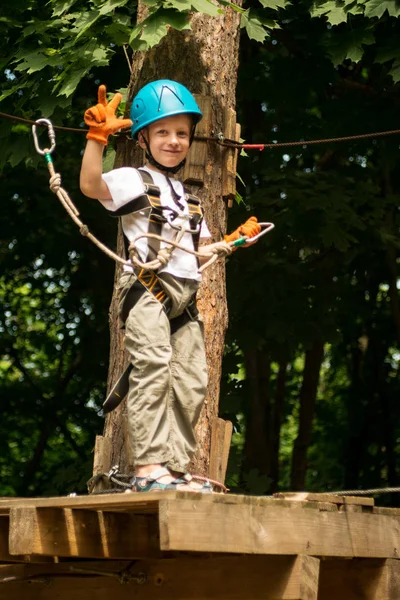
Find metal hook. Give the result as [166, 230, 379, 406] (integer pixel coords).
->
[32, 118, 56, 156]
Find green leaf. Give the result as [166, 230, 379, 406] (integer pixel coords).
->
[327, 6, 348, 25]
[15, 52, 60, 74]
[259, 0, 289, 9]
[98, 0, 131, 15]
[164, 0, 192, 9]
[134, 9, 191, 48]
[51, 0, 78, 17]
[191, 0, 222, 17]
[389, 60, 400, 83]
[311, 1, 347, 24]
[310, 1, 337, 18]
[375, 43, 400, 64]
[91, 47, 109, 66]
[325, 29, 374, 66]
[55, 66, 90, 97]
[71, 10, 102, 43]
[364, 0, 400, 18]
[240, 10, 268, 43]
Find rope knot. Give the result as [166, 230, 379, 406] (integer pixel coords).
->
[211, 241, 233, 257]
[156, 247, 172, 266]
[80, 225, 89, 236]
[49, 173, 61, 192]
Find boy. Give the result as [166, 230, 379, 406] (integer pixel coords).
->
[80, 80, 260, 492]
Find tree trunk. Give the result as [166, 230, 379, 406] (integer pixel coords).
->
[242, 349, 272, 479]
[270, 360, 287, 493]
[291, 341, 324, 491]
[101, 11, 242, 477]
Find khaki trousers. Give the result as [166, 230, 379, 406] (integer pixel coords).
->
[118, 272, 208, 473]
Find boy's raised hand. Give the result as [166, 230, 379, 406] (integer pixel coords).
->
[84, 85, 133, 146]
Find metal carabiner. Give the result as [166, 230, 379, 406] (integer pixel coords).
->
[32, 118, 56, 156]
[165, 212, 201, 235]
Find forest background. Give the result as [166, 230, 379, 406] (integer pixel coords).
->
[1, 0, 400, 504]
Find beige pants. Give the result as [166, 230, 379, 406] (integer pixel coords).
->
[118, 272, 208, 473]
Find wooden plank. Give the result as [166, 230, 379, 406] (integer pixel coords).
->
[318, 558, 400, 600]
[222, 107, 238, 200]
[8, 507, 159, 559]
[209, 418, 233, 484]
[158, 498, 400, 558]
[91, 435, 112, 492]
[0, 491, 344, 516]
[182, 95, 212, 186]
[0, 555, 319, 600]
[0, 490, 171, 516]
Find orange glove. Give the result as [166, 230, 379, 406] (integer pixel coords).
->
[224, 216, 261, 248]
[84, 85, 133, 146]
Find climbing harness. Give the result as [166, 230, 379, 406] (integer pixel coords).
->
[32, 118, 274, 274]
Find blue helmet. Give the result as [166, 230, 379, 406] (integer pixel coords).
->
[130, 80, 202, 138]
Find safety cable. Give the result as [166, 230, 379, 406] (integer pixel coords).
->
[3, 109, 400, 150]
[326, 487, 400, 496]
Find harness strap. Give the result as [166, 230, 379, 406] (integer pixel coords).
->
[120, 268, 171, 324]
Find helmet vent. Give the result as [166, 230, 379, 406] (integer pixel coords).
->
[158, 85, 184, 112]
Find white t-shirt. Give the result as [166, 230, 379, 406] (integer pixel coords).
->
[100, 166, 211, 281]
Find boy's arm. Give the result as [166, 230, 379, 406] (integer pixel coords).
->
[79, 85, 132, 200]
[80, 140, 111, 200]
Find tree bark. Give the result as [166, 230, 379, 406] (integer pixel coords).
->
[290, 341, 324, 491]
[101, 11, 242, 476]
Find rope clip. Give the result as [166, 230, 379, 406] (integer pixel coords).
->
[32, 118, 56, 156]
[107, 465, 120, 479]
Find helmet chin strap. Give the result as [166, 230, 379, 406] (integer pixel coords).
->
[145, 151, 186, 175]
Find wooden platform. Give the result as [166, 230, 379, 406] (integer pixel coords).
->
[0, 490, 400, 599]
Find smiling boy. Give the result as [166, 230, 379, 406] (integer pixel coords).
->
[80, 80, 260, 492]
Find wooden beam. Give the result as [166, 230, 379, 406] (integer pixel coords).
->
[0, 491, 377, 517]
[209, 418, 233, 484]
[158, 498, 400, 558]
[318, 558, 400, 600]
[0, 517, 54, 563]
[91, 435, 112, 492]
[0, 555, 319, 600]
[8, 507, 159, 559]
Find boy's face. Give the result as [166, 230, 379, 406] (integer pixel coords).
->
[138, 114, 192, 171]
